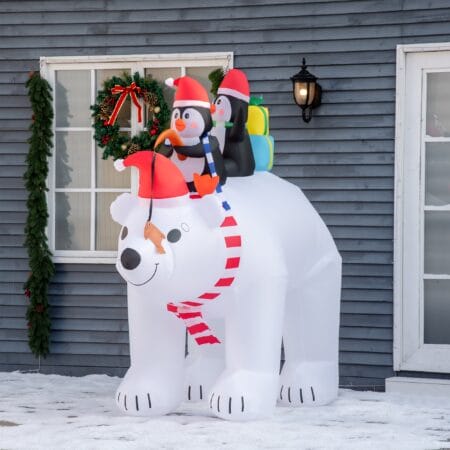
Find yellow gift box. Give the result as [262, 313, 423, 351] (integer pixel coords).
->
[247, 97, 269, 136]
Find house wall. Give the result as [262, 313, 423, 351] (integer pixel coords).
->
[2, 0, 450, 388]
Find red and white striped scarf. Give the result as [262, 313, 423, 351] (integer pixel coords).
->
[166, 208, 241, 345]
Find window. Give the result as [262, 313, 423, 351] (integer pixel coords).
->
[394, 43, 450, 373]
[41, 52, 232, 263]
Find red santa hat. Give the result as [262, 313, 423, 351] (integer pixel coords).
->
[165, 76, 210, 109]
[217, 69, 250, 103]
[123, 151, 188, 199]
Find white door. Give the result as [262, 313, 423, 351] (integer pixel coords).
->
[395, 45, 450, 373]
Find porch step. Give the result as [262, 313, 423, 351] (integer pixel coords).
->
[386, 376, 450, 396]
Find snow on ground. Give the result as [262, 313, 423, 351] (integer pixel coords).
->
[0, 372, 450, 450]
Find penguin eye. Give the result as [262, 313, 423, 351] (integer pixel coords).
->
[217, 98, 222, 105]
[183, 112, 190, 120]
[172, 109, 180, 120]
[167, 229, 182, 243]
[121, 226, 128, 240]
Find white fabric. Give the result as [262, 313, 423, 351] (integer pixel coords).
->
[169, 152, 204, 183]
[174, 100, 210, 109]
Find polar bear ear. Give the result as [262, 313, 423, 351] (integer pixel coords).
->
[110, 193, 139, 226]
[195, 194, 226, 229]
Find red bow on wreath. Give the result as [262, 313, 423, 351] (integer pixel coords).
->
[107, 82, 143, 125]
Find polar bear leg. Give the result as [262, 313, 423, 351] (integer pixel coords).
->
[279, 253, 342, 407]
[185, 318, 226, 402]
[116, 294, 186, 417]
[209, 276, 286, 420]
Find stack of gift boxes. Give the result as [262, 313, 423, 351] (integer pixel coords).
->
[247, 96, 275, 172]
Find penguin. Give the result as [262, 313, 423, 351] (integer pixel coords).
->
[211, 69, 255, 177]
[161, 76, 226, 194]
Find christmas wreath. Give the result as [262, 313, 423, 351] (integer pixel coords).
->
[91, 72, 170, 160]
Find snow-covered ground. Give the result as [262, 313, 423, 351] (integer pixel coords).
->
[0, 372, 449, 449]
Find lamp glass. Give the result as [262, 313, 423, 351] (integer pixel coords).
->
[294, 81, 316, 107]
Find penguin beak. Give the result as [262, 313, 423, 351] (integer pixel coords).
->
[175, 118, 186, 132]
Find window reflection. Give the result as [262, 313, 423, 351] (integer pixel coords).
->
[426, 72, 450, 137]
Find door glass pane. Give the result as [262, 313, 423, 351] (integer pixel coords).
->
[55, 70, 91, 127]
[96, 193, 122, 251]
[424, 280, 450, 344]
[55, 131, 91, 188]
[426, 72, 450, 137]
[55, 192, 90, 250]
[96, 69, 131, 128]
[425, 143, 450, 206]
[424, 211, 450, 274]
[186, 66, 221, 101]
[145, 67, 181, 107]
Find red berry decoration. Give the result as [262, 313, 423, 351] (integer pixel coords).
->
[101, 135, 111, 145]
[25, 288, 31, 298]
[35, 304, 45, 313]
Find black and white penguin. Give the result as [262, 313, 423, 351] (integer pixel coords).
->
[163, 76, 226, 194]
[211, 69, 255, 177]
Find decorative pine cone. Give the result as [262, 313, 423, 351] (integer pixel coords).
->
[143, 91, 158, 106]
[127, 143, 140, 154]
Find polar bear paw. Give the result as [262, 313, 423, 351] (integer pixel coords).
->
[185, 355, 224, 403]
[278, 361, 338, 407]
[115, 368, 183, 417]
[208, 369, 278, 421]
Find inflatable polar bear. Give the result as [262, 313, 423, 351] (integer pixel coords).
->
[111, 150, 341, 421]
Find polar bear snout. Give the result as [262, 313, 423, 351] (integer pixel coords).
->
[121, 248, 141, 271]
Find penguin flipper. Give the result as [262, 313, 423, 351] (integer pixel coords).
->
[160, 144, 174, 158]
[229, 108, 246, 141]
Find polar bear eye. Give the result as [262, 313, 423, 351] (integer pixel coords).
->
[121, 226, 128, 240]
[167, 229, 182, 243]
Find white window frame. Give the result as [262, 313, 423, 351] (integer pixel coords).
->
[40, 52, 233, 264]
[394, 42, 450, 373]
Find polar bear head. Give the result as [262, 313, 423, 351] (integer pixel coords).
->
[110, 193, 227, 302]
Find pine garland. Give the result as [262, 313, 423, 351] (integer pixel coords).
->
[208, 68, 225, 97]
[24, 72, 55, 358]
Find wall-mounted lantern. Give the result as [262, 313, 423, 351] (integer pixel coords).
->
[290, 58, 322, 123]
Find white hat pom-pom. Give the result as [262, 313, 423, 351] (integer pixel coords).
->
[165, 77, 174, 87]
[114, 159, 126, 172]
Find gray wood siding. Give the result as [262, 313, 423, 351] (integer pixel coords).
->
[2, 0, 450, 387]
